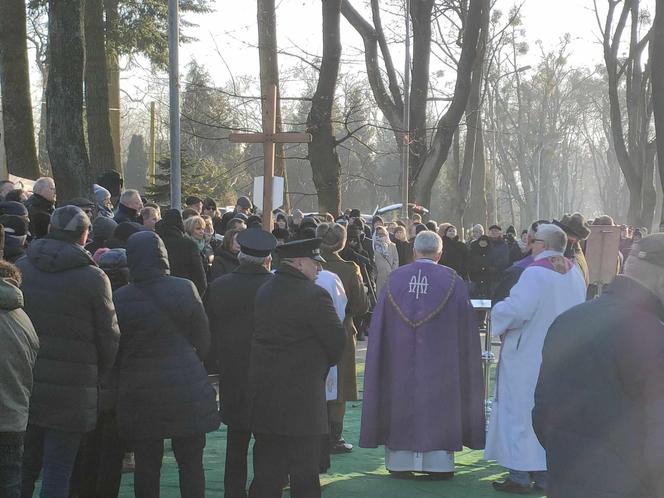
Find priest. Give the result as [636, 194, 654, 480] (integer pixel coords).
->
[485, 224, 587, 494]
[359, 230, 485, 478]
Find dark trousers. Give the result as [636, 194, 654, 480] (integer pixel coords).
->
[0, 433, 23, 498]
[224, 428, 251, 498]
[133, 433, 206, 498]
[20, 425, 83, 498]
[74, 411, 125, 498]
[249, 434, 320, 498]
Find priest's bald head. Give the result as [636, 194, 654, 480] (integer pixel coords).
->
[413, 230, 443, 263]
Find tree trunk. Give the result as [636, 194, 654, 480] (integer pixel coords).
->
[447, 130, 462, 229]
[458, 2, 488, 227]
[408, 0, 434, 176]
[0, 0, 40, 179]
[104, 0, 122, 174]
[47, 0, 93, 200]
[653, 0, 664, 222]
[257, 0, 288, 210]
[410, 0, 484, 205]
[306, 0, 343, 216]
[468, 125, 487, 226]
[85, 0, 116, 180]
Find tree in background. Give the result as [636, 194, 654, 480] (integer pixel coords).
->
[85, 0, 116, 178]
[46, 0, 93, 200]
[0, 0, 40, 179]
[307, 0, 344, 215]
[124, 134, 148, 190]
[145, 154, 234, 207]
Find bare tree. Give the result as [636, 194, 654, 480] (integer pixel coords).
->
[85, 0, 117, 179]
[598, 0, 655, 227]
[653, 0, 664, 220]
[47, 0, 94, 199]
[0, 0, 40, 179]
[307, 0, 344, 215]
[341, 0, 484, 209]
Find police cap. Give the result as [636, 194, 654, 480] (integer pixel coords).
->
[237, 228, 277, 258]
[276, 237, 326, 263]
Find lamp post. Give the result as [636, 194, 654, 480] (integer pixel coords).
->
[490, 65, 530, 224]
[168, 0, 181, 210]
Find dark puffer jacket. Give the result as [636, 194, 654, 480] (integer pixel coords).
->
[534, 276, 664, 498]
[209, 247, 239, 282]
[113, 231, 220, 440]
[156, 216, 207, 296]
[17, 234, 120, 432]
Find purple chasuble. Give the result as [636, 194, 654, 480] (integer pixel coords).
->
[359, 260, 486, 452]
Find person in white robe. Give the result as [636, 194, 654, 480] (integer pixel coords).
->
[485, 224, 586, 494]
[315, 270, 347, 401]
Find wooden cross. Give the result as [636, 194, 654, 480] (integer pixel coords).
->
[229, 85, 312, 230]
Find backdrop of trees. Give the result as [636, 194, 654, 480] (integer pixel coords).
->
[1, 0, 663, 230]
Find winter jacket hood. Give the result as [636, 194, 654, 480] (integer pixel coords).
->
[26, 236, 96, 273]
[126, 231, 170, 282]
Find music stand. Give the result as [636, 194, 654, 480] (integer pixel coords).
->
[471, 298, 493, 422]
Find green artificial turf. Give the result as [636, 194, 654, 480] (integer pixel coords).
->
[116, 343, 544, 497]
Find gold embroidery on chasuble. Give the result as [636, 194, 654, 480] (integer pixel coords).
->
[387, 271, 458, 328]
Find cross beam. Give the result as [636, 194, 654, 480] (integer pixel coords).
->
[229, 85, 312, 230]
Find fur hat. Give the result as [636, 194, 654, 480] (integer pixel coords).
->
[316, 222, 347, 252]
[554, 212, 591, 240]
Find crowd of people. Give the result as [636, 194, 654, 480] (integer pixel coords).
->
[2, 172, 664, 498]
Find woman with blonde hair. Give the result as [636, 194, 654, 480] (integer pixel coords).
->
[184, 215, 214, 273]
[373, 225, 399, 292]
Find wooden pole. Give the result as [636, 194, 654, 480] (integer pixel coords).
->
[262, 85, 277, 230]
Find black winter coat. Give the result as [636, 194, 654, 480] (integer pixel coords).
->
[205, 263, 273, 429]
[487, 237, 511, 274]
[395, 239, 413, 266]
[17, 235, 120, 432]
[113, 231, 220, 441]
[113, 202, 140, 224]
[440, 237, 469, 279]
[467, 238, 493, 298]
[248, 264, 346, 436]
[25, 193, 54, 239]
[156, 224, 207, 296]
[209, 248, 239, 282]
[534, 276, 664, 498]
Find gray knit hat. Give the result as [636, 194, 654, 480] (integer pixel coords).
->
[50, 205, 91, 234]
[92, 216, 118, 241]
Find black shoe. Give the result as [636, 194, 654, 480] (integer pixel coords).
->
[492, 479, 532, 494]
[533, 483, 547, 493]
[330, 441, 353, 454]
[425, 472, 454, 480]
[388, 471, 416, 479]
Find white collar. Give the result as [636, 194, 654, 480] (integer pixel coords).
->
[534, 249, 564, 261]
[416, 258, 437, 264]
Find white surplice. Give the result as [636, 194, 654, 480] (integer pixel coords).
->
[484, 250, 586, 471]
[316, 270, 347, 401]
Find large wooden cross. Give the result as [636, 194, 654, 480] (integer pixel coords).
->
[229, 85, 311, 230]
